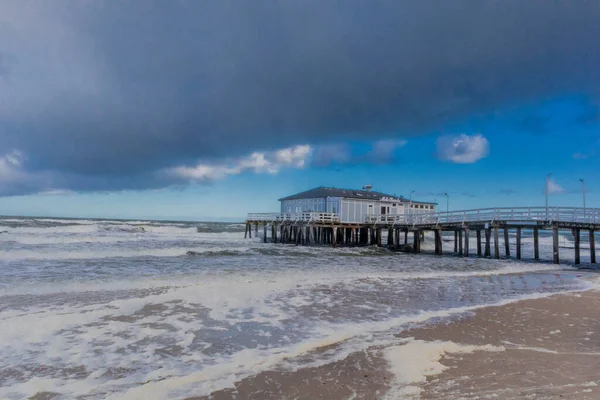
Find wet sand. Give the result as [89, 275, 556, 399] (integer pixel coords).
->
[199, 286, 600, 400]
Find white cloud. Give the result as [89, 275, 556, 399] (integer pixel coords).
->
[436, 134, 489, 164]
[274, 145, 311, 168]
[0, 150, 25, 182]
[168, 144, 312, 182]
[368, 139, 407, 161]
[546, 178, 565, 194]
[310, 143, 352, 167]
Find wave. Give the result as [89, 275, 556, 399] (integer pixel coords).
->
[0, 245, 256, 261]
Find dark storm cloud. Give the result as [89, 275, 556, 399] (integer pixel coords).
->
[1, 1, 600, 193]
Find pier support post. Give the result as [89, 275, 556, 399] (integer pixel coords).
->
[434, 230, 443, 255]
[574, 228, 581, 265]
[504, 228, 510, 258]
[476, 230, 482, 257]
[454, 231, 458, 253]
[464, 228, 469, 257]
[484, 228, 491, 258]
[249, 224, 252, 239]
[553, 226, 560, 265]
[516, 227, 521, 260]
[332, 227, 337, 248]
[377, 228, 382, 247]
[394, 229, 400, 246]
[404, 229, 408, 244]
[590, 229, 596, 263]
[244, 224, 248, 239]
[533, 227, 539, 260]
[413, 231, 421, 253]
[388, 228, 393, 247]
[255, 224, 258, 236]
[458, 230, 463, 256]
[494, 227, 500, 259]
[263, 224, 267, 243]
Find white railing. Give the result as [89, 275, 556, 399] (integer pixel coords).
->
[365, 207, 600, 225]
[246, 212, 340, 223]
[248, 207, 600, 226]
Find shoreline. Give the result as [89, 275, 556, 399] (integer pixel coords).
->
[199, 279, 600, 400]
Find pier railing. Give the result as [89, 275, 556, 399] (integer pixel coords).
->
[368, 206, 600, 225]
[246, 212, 340, 223]
[247, 207, 600, 226]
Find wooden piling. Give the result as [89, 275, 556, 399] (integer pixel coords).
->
[464, 228, 469, 257]
[263, 224, 267, 243]
[404, 229, 408, 244]
[377, 228, 382, 247]
[387, 228, 393, 247]
[504, 228, 510, 257]
[494, 227, 500, 259]
[332, 227, 337, 248]
[434, 230, 443, 255]
[553, 226, 560, 264]
[244, 224, 248, 239]
[413, 231, 420, 252]
[590, 229, 596, 264]
[516, 227, 521, 260]
[458, 230, 463, 256]
[454, 231, 458, 253]
[485, 228, 491, 258]
[574, 228, 580, 265]
[533, 227, 539, 261]
[476, 230, 482, 257]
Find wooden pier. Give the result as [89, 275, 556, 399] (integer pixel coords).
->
[246, 207, 600, 265]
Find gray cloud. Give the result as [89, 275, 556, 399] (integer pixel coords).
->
[1, 1, 600, 194]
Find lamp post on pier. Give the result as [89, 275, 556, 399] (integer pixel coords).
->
[444, 192, 449, 214]
[579, 178, 586, 220]
[409, 190, 415, 221]
[545, 173, 552, 220]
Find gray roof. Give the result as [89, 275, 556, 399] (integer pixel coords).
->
[278, 187, 435, 204]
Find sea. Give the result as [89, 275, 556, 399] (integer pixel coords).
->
[0, 216, 595, 399]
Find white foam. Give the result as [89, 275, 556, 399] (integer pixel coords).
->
[383, 339, 505, 398]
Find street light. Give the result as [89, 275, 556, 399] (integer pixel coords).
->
[579, 178, 586, 218]
[444, 192, 449, 214]
[545, 173, 552, 219]
[409, 190, 415, 218]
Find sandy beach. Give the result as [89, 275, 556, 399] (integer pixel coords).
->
[200, 279, 600, 400]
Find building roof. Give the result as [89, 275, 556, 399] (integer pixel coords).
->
[278, 186, 435, 204]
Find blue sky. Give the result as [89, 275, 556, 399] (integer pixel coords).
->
[0, 2, 599, 220]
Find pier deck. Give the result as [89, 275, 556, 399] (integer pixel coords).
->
[245, 207, 600, 265]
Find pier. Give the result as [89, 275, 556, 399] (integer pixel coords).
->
[245, 206, 600, 265]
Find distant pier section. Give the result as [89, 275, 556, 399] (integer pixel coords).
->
[245, 186, 600, 265]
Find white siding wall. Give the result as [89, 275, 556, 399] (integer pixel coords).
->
[339, 199, 406, 223]
[280, 197, 435, 222]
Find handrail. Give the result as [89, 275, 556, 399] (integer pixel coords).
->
[247, 207, 600, 225]
[246, 212, 340, 223]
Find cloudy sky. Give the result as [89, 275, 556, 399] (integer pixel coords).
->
[0, 1, 599, 220]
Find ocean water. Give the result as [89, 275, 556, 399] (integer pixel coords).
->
[0, 217, 594, 399]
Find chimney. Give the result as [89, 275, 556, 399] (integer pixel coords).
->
[362, 184, 373, 191]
